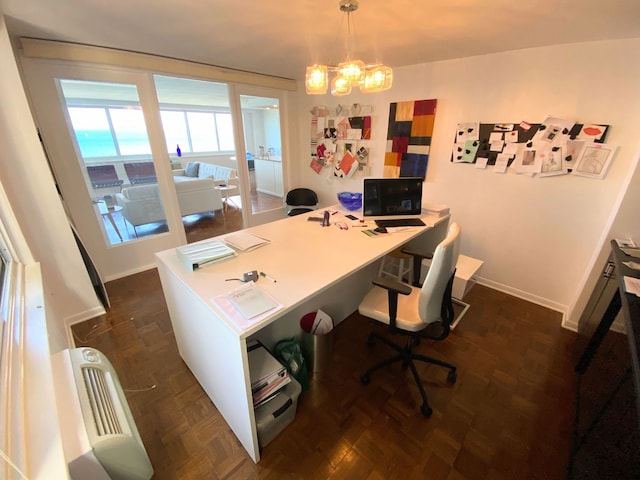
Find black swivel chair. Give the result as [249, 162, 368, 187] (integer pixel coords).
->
[285, 188, 318, 216]
[357, 222, 461, 416]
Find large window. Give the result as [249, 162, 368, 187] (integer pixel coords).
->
[68, 105, 234, 159]
[161, 110, 233, 155]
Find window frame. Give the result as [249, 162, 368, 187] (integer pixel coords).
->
[66, 102, 236, 161]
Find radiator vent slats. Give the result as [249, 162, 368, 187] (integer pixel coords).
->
[82, 366, 122, 436]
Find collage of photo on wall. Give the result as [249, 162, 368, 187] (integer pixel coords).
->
[309, 104, 373, 179]
[451, 117, 616, 179]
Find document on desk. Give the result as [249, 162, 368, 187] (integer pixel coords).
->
[177, 240, 237, 271]
[213, 282, 283, 328]
[223, 232, 270, 252]
[227, 281, 278, 318]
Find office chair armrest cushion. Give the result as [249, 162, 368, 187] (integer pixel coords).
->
[372, 276, 412, 296]
[400, 246, 434, 261]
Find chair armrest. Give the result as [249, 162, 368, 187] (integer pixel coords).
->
[371, 276, 411, 331]
[372, 276, 412, 295]
[173, 169, 186, 177]
[400, 246, 433, 260]
[401, 246, 434, 287]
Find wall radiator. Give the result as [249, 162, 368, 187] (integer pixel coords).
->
[52, 347, 153, 480]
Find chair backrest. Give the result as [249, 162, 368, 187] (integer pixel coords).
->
[418, 222, 461, 325]
[86, 165, 123, 188]
[124, 162, 157, 185]
[286, 188, 318, 207]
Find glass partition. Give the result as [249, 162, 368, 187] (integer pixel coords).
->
[59, 79, 167, 245]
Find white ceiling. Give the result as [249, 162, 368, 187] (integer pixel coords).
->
[2, 0, 640, 82]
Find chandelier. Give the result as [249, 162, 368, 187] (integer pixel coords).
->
[305, 0, 393, 96]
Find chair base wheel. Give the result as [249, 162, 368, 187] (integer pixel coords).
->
[447, 370, 457, 384]
[361, 374, 370, 385]
[421, 404, 433, 417]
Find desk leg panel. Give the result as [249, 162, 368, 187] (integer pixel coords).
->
[156, 261, 260, 462]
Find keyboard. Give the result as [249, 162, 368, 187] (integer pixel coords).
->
[375, 218, 426, 228]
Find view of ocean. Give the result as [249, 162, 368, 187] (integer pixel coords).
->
[75, 129, 151, 158]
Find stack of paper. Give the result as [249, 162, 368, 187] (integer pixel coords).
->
[248, 340, 291, 407]
[177, 240, 237, 271]
[224, 232, 270, 252]
[423, 202, 450, 217]
[228, 282, 279, 319]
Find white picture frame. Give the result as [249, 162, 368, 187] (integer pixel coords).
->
[573, 143, 617, 179]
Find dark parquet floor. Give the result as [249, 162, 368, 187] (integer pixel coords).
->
[73, 210, 580, 479]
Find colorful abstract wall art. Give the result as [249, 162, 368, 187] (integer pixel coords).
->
[309, 104, 372, 179]
[384, 99, 437, 178]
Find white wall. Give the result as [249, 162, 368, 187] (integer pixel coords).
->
[294, 39, 640, 327]
[0, 17, 102, 352]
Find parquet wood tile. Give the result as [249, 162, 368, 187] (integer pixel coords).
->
[72, 226, 580, 479]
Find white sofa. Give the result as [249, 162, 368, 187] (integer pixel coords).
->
[174, 177, 223, 217]
[116, 179, 223, 231]
[172, 161, 238, 186]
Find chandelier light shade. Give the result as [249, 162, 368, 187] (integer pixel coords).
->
[361, 65, 393, 93]
[305, 65, 329, 94]
[331, 75, 351, 96]
[338, 60, 365, 86]
[305, 0, 392, 96]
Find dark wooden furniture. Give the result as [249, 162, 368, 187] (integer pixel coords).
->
[570, 240, 640, 478]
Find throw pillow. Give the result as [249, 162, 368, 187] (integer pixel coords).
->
[185, 162, 200, 177]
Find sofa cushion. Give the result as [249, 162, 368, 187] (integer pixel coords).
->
[174, 177, 216, 194]
[185, 162, 200, 177]
[197, 162, 237, 182]
[122, 184, 159, 200]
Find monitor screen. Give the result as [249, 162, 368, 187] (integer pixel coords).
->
[363, 177, 424, 219]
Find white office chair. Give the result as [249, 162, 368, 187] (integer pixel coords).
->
[358, 222, 461, 417]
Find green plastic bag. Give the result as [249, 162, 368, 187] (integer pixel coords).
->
[274, 337, 308, 393]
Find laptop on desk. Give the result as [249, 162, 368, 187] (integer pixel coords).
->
[363, 177, 426, 227]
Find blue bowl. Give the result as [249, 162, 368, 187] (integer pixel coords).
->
[337, 192, 362, 211]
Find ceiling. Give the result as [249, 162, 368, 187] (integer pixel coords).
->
[2, 0, 640, 82]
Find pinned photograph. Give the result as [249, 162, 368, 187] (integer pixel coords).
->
[573, 144, 617, 179]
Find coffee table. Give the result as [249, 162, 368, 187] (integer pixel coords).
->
[215, 184, 239, 211]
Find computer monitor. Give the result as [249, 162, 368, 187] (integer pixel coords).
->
[362, 177, 424, 221]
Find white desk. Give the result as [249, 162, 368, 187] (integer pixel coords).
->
[155, 208, 449, 462]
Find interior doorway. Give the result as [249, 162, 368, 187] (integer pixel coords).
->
[232, 86, 288, 227]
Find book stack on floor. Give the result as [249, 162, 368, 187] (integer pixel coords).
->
[248, 340, 302, 447]
[248, 340, 291, 407]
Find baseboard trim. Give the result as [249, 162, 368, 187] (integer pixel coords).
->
[64, 306, 106, 347]
[475, 277, 570, 328]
